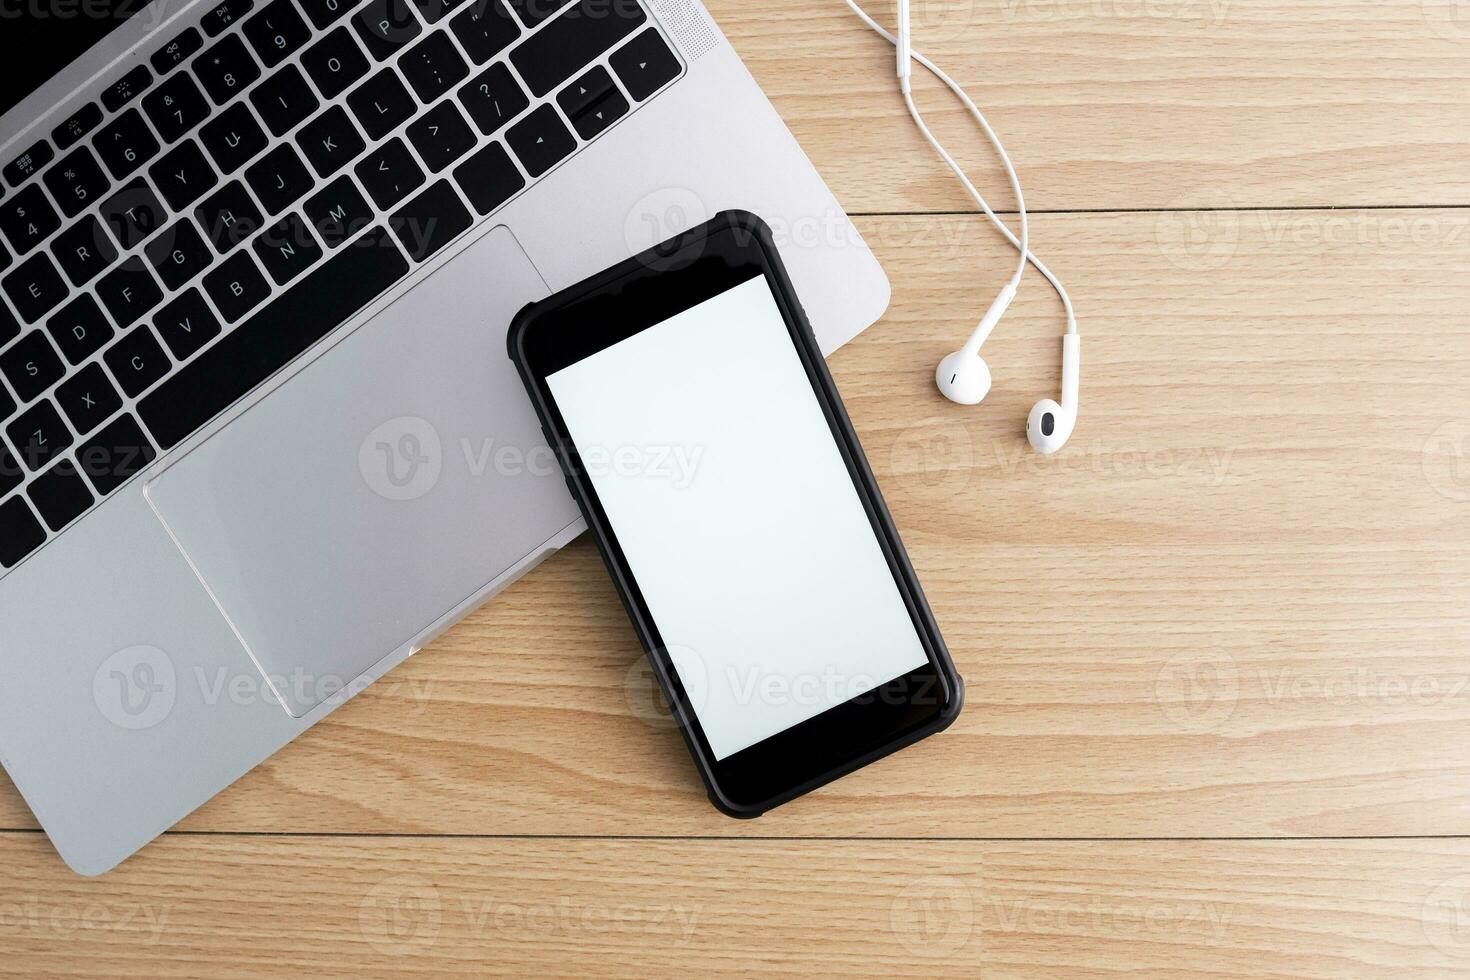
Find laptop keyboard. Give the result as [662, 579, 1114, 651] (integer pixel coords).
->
[0, 0, 683, 571]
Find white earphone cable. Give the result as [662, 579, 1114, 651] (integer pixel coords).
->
[844, 0, 1076, 334]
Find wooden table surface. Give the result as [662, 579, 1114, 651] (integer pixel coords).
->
[7, 0, 1470, 975]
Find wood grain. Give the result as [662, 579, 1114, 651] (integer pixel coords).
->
[717, 0, 1470, 214]
[3, 834, 1469, 977]
[5, 206, 1466, 838]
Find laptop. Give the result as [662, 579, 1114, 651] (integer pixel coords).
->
[0, 0, 890, 873]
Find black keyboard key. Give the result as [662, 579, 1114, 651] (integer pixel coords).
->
[0, 497, 46, 566]
[610, 27, 679, 102]
[203, 250, 271, 322]
[244, 0, 313, 66]
[45, 294, 114, 365]
[304, 175, 373, 247]
[151, 26, 204, 76]
[149, 139, 218, 210]
[568, 86, 626, 140]
[8, 399, 72, 471]
[253, 212, 324, 284]
[99, 178, 167, 249]
[57, 363, 123, 435]
[43, 147, 111, 218]
[391, 179, 471, 261]
[4, 141, 54, 188]
[143, 72, 213, 144]
[96, 109, 161, 180]
[195, 35, 262, 105]
[505, 103, 573, 177]
[356, 137, 424, 208]
[452, 139, 523, 214]
[459, 62, 527, 135]
[76, 414, 156, 496]
[153, 288, 222, 360]
[410, 0, 472, 24]
[297, 0, 355, 30]
[28, 460, 94, 531]
[52, 217, 117, 287]
[203, 0, 256, 36]
[102, 65, 153, 113]
[0, 184, 61, 255]
[302, 26, 370, 99]
[0, 377, 12, 419]
[400, 31, 468, 103]
[0, 303, 16, 346]
[505, 0, 568, 26]
[145, 219, 214, 290]
[509, 0, 645, 97]
[297, 106, 367, 177]
[141, 225, 408, 448]
[450, 0, 519, 64]
[0, 330, 64, 404]
[407, 100, 475, 172]
[3, 254, 68, 324]
[353, 0, 423, 59]
[251, 64, 320, 137]
[556, 64, 613, 118]
[196, 180, 266, 253]
[246, 143, 314, 214]
[52, 103, 102, 151]
[0, 443, 23, 496]
[97, 257, 165, 328]
[347, 68, 416, 141]
[0, 242, 8, 274]
[201, 102, 269, 173]
[105, 326, 172, 397]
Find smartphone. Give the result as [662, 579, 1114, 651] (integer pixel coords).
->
[508, 211, 963, 816]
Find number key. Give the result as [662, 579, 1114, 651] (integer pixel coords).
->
[42, 147, 111, 218]
[243, 0, 312, 68]
[296, 0, 354, 29]
[0, 184, 61, 256]
[302, 26, 370, 100]
[194, 35, 262, 105]
[95, 108, 161, 180]
[143, 72, 212, 143]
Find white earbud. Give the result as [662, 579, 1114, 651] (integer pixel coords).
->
[1026, 334, 1079, 454]
[848, 0, 1081, 455]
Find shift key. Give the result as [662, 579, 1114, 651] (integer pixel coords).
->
[138, 226, 408, 449]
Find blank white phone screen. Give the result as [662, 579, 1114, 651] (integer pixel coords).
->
[547, 275, 928, 760]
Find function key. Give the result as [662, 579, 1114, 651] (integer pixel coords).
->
[51, 103, 103, 150]
[295, 0, 355, 30]
[95, 108, 161, 180]
[143, 72, 213, 143]
[101, 65, 153, 113]
[203, 0, 256, 36]
[194, 35, 262, 105]
[151, 26, 204, 76]
[250, 64, 320, 136]
[244, 0, 313, 68]
[353, 0, 423, 60]
[609, 28, 680, 102]
[43, 146, 112, 218]
[0, 497, 46, 569]
[3, 141, 55, 188]
[0, 185, 62, 256]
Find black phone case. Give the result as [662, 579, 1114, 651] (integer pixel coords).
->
[507, 210, 964, 817]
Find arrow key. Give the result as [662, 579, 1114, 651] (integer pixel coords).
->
[556, 65, 615, 119]
[568, 86, 627, 141]
[609, 27, 680, 102]
[505, 103, 575, 178]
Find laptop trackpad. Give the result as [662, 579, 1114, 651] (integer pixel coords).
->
[145, 225, 579, 716]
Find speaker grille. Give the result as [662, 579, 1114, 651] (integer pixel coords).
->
[650, 0, 718, 60]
